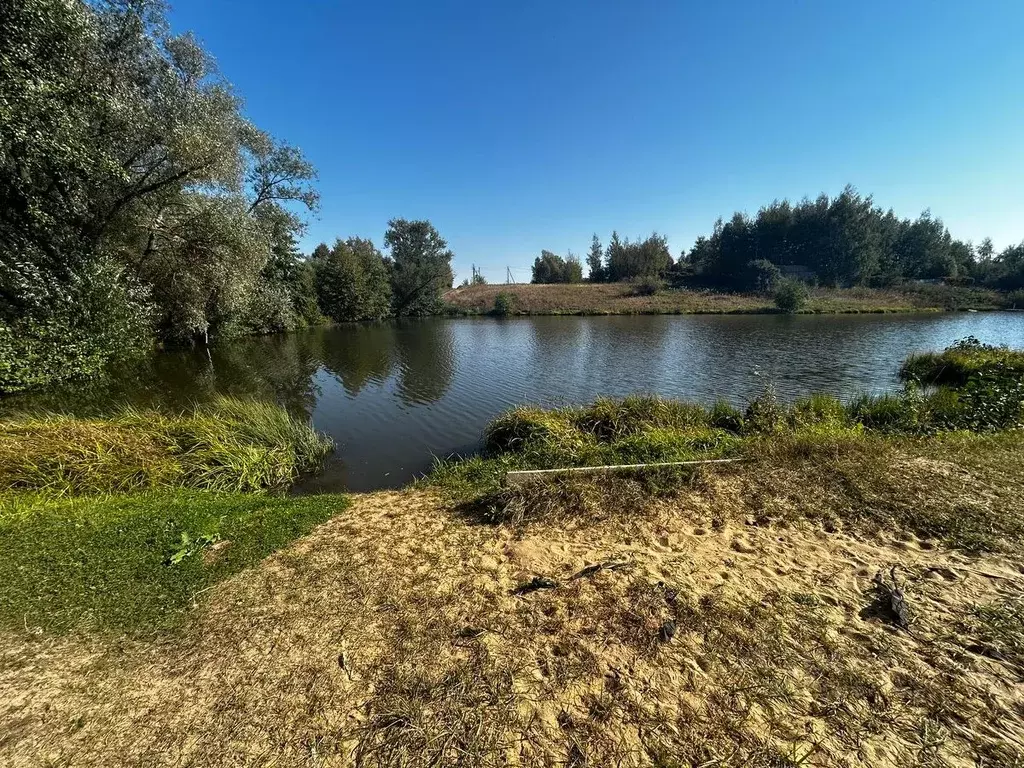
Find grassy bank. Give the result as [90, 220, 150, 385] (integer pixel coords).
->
[0, 398, 341, 635]
[444, 282, 1009, 315]
[0, 397, 332, 494]
[0, 491, 347, 634]
[431, 350, 1022, 496]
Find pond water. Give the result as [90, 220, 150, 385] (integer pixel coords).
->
[14, 312, 1024, 491]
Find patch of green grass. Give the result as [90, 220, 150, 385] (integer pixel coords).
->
[0, 490, 348, 634]
[0, 397, 333, 494]
[901, 336, 1024, 387]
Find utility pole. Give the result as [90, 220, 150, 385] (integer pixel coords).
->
[506, 266, 514, 284]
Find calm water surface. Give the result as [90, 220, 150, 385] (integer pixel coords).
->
[18, 313, 1024, 490]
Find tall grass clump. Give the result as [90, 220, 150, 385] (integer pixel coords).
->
[901, 336, 1024, 387]
[573, 395, 710, 439]
[0, 398, 333, 495]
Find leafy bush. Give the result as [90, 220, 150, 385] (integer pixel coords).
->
[492, 292, 517, 316]
[747, 259, 781, 294]
[774, 278, 809, 313]
[744, 386, 787, 434]
[630, 276, 663, 296]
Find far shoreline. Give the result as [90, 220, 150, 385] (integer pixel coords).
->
[442, 281, 1015, 317]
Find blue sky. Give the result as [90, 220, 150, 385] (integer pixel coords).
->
[168, 0, 1024, 283]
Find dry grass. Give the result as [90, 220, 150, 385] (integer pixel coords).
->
[0, 398, 333, 494]
[443, 283, 1004, 316]
[5, 436, 1024, 766]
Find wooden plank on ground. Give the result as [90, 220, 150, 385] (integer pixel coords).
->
[504, 458, 745, 486]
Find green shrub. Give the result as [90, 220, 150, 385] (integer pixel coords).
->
[629, 276, 663, 297]
[950, 370, 1024, 431]
[709, 401, 744, 433]
[744, 386, 786, 433]
[774, 278, 809, 313]
[492, 292, 517, 316]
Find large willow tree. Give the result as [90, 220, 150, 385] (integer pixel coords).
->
[0, 0, 319, 391]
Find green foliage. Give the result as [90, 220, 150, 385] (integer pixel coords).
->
[313, 238, 393, 322]
[289, 258, 325, 327]
[531, 250, 583, 284]
[587, 234, 606, 282]
[629, 276, 663, 296]
[605, 232, 673, 282]
[1003, 289, 1024, 309]
[900, 337, 1024, 387]
[386, 219, 455, 316]
[0, 490, 347, 633]
[748, 259, 781, 293]
[985, 242, 1024, 290]
[0, 259, 154, 392]
[0, 398, 333, 494]
[492, 291, 517, 316]
[774, 278, 808, 313]
[0, 0, 320, 390]
[683, 186, 987, 290]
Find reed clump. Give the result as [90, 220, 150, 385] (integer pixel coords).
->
[0, 397, 333, 495]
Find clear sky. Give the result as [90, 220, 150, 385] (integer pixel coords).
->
[167, 0, 1024, 283]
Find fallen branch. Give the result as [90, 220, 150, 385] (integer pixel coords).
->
[511, 576, 558, 596]
[873, 566, 911, 628]
[504, 458, 746, 486]
[569, 559, 632, 581]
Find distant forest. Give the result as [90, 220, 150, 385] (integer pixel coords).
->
[532, 186, 1024, 291]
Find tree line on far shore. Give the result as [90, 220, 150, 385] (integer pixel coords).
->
[531, 186, 1024, 293]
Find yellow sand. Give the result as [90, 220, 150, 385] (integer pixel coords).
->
[3, 488, 1023, 767]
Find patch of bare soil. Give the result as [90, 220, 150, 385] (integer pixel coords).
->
[3, 489, 1024, 767]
